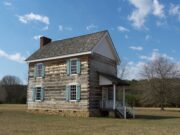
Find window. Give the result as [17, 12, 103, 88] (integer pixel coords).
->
[66, 59, 81, 75]
[66, 84, 81, 102]
[32, 87, 44, 101]
[36, 87, 42, 101]
[70, 60, 77, 74]
[34, 63, 45, 78]
[36, 64, 43, 77]
[70, 85, 77, 100]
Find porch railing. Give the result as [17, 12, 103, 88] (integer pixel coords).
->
[100, 100, 122, 110]
[100, 100, 135, 119]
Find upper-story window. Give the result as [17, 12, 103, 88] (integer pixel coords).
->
[67, 59, 81, 75]
[71, 60, 78, 74]
[34, 63, 45, 78]
[37, 64, 43, 77]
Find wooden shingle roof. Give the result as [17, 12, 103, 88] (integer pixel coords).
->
[26, 30, 107, 62]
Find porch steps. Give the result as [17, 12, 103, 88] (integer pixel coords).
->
[115, 109, 134, 119]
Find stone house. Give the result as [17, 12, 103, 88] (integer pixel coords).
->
[26, 30, 134, 118]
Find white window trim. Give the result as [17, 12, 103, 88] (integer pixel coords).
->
[35, 85, 44, 102]
[68, 82, 79, 102]
[70, 58, 78, 76]
[69, 85, 77, 102]
[35, 63, 44, 78]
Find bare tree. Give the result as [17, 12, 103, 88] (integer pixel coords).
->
[0, 75, 26, 103]
[118, 61, 129, 79]
[141, 57, 180, 110]
[0, 86, 7, 103]
[0, 75, 22, 86]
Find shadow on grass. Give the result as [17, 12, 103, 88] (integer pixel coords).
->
[135, 115, 180, 120]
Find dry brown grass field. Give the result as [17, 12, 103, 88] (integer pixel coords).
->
[0, 104, 180, 135]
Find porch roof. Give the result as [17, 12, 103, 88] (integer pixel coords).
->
[98, 72, 129, 86]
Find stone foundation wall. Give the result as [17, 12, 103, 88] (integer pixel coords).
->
[27, 109, 101, 118]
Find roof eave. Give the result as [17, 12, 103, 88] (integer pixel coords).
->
[26, 51, 92, 63]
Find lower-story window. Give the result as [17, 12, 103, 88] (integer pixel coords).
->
[70, 85, 77, 100]
[66, 84, 81, 102]
[36, 87, 42, 101]
[32, 87, 44, 101]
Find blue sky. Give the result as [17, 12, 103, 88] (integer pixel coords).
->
[0, 0, 180, 82]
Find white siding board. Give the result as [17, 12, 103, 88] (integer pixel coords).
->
[94, 38, 116, 61]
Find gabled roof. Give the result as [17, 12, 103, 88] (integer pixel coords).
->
[26, 30, 120, 63]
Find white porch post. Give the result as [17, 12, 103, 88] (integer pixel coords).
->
[123, 86, 125, 107]
[113, 84, 116, 110]
[123, 86, 126, 119]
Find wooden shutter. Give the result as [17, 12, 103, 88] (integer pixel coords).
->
[32, 88, 36, 101]
[34, 64, 37, 78]
[42, 64, 45, 77]
[65, 85, 70, 101]
[76, 84, 81, 102]
[77, 59, 81, 75]
[41, 87, 45, 101]
[66, 60, 70, 75]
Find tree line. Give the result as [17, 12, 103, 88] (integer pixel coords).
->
[122, 57, 180, 110]
[0, 76, 27, 104]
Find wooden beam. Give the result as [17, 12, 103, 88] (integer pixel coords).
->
[123, 86, 126, 119]
[123, 86, 125, 107]
[113, 84, 116, 110]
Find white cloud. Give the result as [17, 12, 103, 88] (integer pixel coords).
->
[156, 20, 167, 27]
[42, 26, 48, 31]
[33, 35, 42, 40]
[123, 50, 177, 80]
[86, 24, 98, 31]
[128, 0, 164, 29]
[152, 0, 165, 18]
[140, 49, 174, 61]
[122, 61, 146, 80]
[169, 4, 180, 21]
[117, 26, 129, 32]
[129, 46, 143, 51]
[122, 49, 180, 80]
[128, 0, 152, 29]
[17, 12, 49, 25]
[58, 25, 72, 32]
[0, 49, 25, 63]
[128, 61, 134, 65]
[125, 34, 129, 39]
[4, 1, 12, 6]
[145, 35, 151, 40]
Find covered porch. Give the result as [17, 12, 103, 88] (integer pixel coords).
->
[98, 72, 134, 119]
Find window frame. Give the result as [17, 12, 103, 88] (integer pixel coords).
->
[66, 82, 80, 102]
[35, 87, 42, 101]
[69, 85, 77, 101]
[70, 59, 78, 75]
[34, 85, 44, 102]
[35, 63, 44, 78]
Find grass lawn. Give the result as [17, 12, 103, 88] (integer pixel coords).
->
[0, 105, 180, 135]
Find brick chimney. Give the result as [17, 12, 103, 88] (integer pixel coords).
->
[40, 36, 52, 48]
